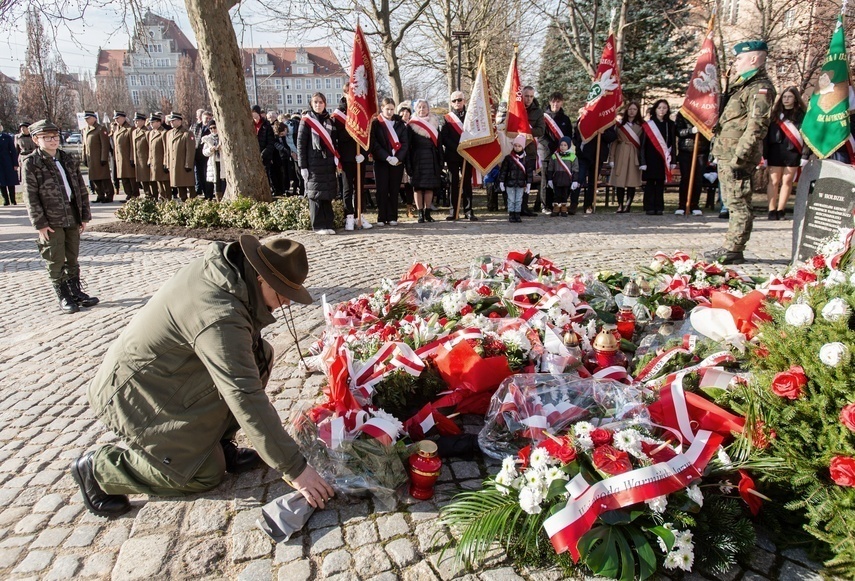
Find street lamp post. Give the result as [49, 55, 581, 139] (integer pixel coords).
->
[451, 30, 470, 91]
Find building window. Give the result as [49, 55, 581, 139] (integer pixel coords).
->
[168, 75, 174, 86]
[315, 78, 321, 89]
[296, 94, 303, 105]
[286, 94, 293, 105]
[147, 44, 163, 53]
[129, 75, 138, 86]
[277, 93, 283, 106]
[149, 74, 156, 86]
[727, 0, 739, 25]
[285, 78, 292, 90]
[306, 93, 312, 104]
[139, 76, 146, 86]
[335, 93, 341, 102]
[155, 58, 170, 67]
[325, 78, 331, 89]
[274, 78, 281, 87]
[783, 9, 795, 28]
[296, 79, 302, 90]
[131, 90, 139, 102]
[335, 78, 342, 89]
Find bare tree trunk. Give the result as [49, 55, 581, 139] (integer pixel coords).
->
[184, 0, 271, 202]
[381, 38, 405, 103]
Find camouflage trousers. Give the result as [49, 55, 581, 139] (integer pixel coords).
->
[37, 226, 80, 284]
[718, 163, 754, 252]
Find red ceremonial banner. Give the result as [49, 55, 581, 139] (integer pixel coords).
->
[346, 24, 378, 151]
[459, 57, 505, 174]
[497, 49, 532, 141]
[577, 32, 623, 143]
[681, 22, 720, 140]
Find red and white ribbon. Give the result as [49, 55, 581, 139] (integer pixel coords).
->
[444, 112, 463, 136]
[642, 120, 673, 181]
[544, 113, 564, 140]
[776, 116, 803, 152]
[618, 123, 641, 149]
[381, 116, 402, 154]
[409, 117, 439, 146]
[302, 114, 340, 166]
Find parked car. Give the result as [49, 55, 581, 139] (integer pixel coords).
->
[65, 133, 82, 144]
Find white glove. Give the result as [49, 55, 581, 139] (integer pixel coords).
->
[301, 169, 309, 181]
[571, 181, 579, 190]
[547, 180, 554, 189]
[691, 126, 698, 134]
[525, 184, 531, 194]
[800, 158, 808, 167]
[387, 156, 399, 166]
[355, 154, 365, 163]
[499, 183, 505, 192]
[639, 165, 647, 171]
[608, 161, 614, 168]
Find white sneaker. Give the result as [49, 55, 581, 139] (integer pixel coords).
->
[388, 221, 398, 226]
[692, 209, 703, 216]
[345, 215, 355, 231]
[374, 221, 383, 226]
[360, 215, 373, 229]
[315, 229, 331, 235]
[324, 229, 336, 235]
[674, 209, 685, 215]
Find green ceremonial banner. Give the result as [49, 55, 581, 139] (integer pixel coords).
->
[801, 16, 852, 159]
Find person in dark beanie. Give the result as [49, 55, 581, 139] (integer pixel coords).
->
[22, 120, 99, 313]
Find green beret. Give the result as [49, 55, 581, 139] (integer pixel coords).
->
[733, 40, 768, 55]
[29, 119, 60, 136]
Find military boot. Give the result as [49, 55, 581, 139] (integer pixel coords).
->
[67, 277, 99, 307]
[704, 247, 744, 265]
[53, 282, 79, 313]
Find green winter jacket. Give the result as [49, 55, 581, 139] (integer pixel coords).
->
[87, 241, 307, 485]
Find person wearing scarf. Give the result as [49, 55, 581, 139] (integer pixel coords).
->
[370, 97, 410, 225]
[297, 93, 339, 234]
[405, 99, 443, 223]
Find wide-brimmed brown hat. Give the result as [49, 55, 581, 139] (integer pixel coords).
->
[239, 235, 313, 305]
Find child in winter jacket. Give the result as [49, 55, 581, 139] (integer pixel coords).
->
[498, 134, 534, 222]
[546, 136, 580, 216]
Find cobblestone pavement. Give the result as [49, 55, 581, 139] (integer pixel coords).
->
[0, 201, 826, 580]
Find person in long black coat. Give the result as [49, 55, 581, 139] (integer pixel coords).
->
[0, 123, 17, 205]
[639, 99, 677, 215]
[370, 98, 410, 225]
[405, 99, 443, 223]
[763, 86, 807, 220]
[298, 93, 339, 234]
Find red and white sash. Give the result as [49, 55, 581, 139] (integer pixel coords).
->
[303, 115, 339, 166]
[444, 112, 463, 135]
[544, 114, 564, 140]
[409, 117, 439, 146]
[776, 116, 803, 151]
[642, 120, 673, 181]
[618, 123, 641, 149]
[552, 154, 573, 176]
[330, 109, 347, 124]
[380, 116, 401, 154]
[510, 153, 527, 173]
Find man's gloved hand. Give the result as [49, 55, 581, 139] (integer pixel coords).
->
[387, 156, 399, 166]
[498, 182, 505, 192]
[571, 181, 579, 190]
[355, 154, 365, 163]
[301, 169, 309, 181]
[730, 159, 754, 180]
[547, 180, 554, 189]
[639, 165, 647, 171]
[691, 126, 698, 134]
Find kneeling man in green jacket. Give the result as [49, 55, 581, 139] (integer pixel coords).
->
[73, 235, 334, 516]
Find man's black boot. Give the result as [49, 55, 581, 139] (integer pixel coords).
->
[67, 277, 100, 307]
[54, 283, 79, 314]
[71, 453, 131, 517]
[704, 247, 744, 265]
[222, 440, 261, 474]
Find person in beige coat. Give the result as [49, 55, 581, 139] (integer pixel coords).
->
[166, 112, 196, 201]
[131, 113, 154, 199]
[112, 111, 138, 199]
[146, 113, 170, 201]
[608, 102, 643, 213]
[82, 111, 115, 203]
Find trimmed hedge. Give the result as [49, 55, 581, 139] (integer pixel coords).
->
[115, 196, 345, 231]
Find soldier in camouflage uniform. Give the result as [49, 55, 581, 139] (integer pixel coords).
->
[22, 120, 99, 314]
[705, 40, 776, 265]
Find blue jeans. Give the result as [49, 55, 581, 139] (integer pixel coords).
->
[506, 187, 524, 212]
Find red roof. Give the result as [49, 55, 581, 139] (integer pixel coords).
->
[240, 47, 345, 76]
[96, 49, 126, 76]
[0, 71, 18, 84]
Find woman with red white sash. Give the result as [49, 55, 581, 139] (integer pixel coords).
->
[608, 102, 643, 213]
[297, 92, 339, 235]
[370, 98, 410, 225]
[406, 99, 443, 223]
[639, 99, 677, 215]
[763, 87, 808, 220]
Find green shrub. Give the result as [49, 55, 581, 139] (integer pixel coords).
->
[115, 195, 344, 232]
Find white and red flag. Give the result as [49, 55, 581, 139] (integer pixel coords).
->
[458, 56, 505, 174]
[577, 32, 623, 143]
[345, 23, 378, 151]
[497, 47, 532, 143]
[680, 19, 720, 140]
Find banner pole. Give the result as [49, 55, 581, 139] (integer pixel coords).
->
[686, 133, 700, 216]
[455, 160, 467, 220]
[593, 134, 602, 212]
[356, 160, 363, 228]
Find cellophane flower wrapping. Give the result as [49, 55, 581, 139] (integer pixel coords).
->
[478, 373, 648, 459]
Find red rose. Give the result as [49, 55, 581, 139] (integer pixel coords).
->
[770, 365, 807, 400]
[590, 428, 613, 447]
[829, 456, 855, 487]
[811, 254, 827, 269]
[738, 470, 763, 516]
[592, 445, 632, 475]
[477, 285, 492, 296]
[459, 305, 473, 316]
[840, 404, 855, 432]
[538, 437, 577, 464]
[795, 269, 817, 284]
[488, 311, 501, 319]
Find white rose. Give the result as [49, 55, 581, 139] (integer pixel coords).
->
[645, 495, 668, 513]
[824, 269, 848, 287]
[655, 305, 673, 319]
[820, 342, 850, 367]
[649, 260, 664, 272]
[784, 303, 814, 327]
[821, 298, 851, 322]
